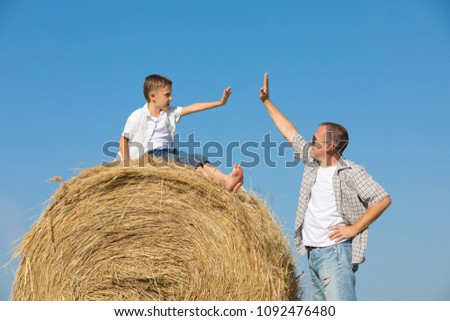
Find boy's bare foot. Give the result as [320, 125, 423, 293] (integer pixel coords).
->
[225, 164, 244, 193]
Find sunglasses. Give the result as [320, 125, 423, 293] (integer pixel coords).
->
[311, 136, 330, 147]
[311, 135, 321, 146]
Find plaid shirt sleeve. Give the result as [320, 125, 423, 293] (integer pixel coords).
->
[292, 133, 316, 166]
[350, 165, 389, 208]
[337, 161, 390, 264]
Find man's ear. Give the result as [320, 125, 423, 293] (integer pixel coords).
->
[148, 91, 156, 102]
[326, 143, 334, 152]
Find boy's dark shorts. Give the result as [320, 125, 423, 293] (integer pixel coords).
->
[148, 148, 209, 168]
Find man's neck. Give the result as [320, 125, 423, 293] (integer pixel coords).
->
[320, 154, 340, 167]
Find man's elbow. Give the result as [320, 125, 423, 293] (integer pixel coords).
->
[385, 195, 392, 207]
[370, 195, 392, 212]
[381, 196, 392, 211]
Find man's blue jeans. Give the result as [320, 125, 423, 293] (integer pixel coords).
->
[307, 240, 358, 301]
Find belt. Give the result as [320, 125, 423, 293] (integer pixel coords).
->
[305, 245, 318, 252]
[305, 240, 352, 252]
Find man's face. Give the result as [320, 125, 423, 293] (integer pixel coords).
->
[151, 85, 172, 111]
[310, 125, 328, 161]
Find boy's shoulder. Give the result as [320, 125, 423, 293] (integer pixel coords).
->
[126, 104, 147, 120]
[164, 106, 183, 120]
[167, 106, 182, 114]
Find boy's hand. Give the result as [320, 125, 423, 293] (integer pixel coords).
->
[220, 87, 232, 106]
[259, 72, 270, 102]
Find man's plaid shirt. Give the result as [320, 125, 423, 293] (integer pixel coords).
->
[292, 133, 389, 264]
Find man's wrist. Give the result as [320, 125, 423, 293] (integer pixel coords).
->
[263, 98, 273, 106]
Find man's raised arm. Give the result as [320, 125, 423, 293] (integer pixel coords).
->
[259, 73, 298, 144]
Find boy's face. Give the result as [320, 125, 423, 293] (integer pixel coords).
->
[150, 85, 172, 111]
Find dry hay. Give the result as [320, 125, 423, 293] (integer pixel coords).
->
[11, 156, 299, 300]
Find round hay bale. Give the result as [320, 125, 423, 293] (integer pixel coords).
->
[11, 156, 299, 300]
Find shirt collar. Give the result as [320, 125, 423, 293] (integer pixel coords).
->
[143, 103, 167, 118]
[336, 157, 351, 171]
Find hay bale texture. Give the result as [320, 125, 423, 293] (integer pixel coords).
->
[12, 157, 298, 300]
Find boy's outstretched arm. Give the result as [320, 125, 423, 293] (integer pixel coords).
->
[180, 87, 232, 117]
[260, 73, 298, 145]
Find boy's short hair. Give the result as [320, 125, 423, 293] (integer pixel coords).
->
[143, 74, 172, 101]
[320, 122, 349, 155]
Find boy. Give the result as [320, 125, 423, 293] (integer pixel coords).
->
[118, 74, 243, 193]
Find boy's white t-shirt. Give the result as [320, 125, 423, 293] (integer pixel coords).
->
[302, 165, 347, 247]
[118, 104, 182, 160]
[149, 116, 171, 150]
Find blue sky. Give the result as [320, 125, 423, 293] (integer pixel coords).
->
[1, 0, 449, 301]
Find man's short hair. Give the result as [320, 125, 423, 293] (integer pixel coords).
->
[143, 74, 172, 101]
[320, 122, 349, 155]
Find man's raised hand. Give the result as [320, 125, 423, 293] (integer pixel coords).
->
[259, 72, 269, 102]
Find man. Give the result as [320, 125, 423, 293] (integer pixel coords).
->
[259, 73, 392, 300]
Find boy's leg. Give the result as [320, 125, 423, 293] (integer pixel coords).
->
[174, 149, 208, 168]
[200, 163, 243, 193]
[149, 149, 243, 192]
[153, 148, 205, 168]
[148, 148, 172, 166]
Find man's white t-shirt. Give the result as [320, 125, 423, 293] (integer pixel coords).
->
[302, 165, 347, 247]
